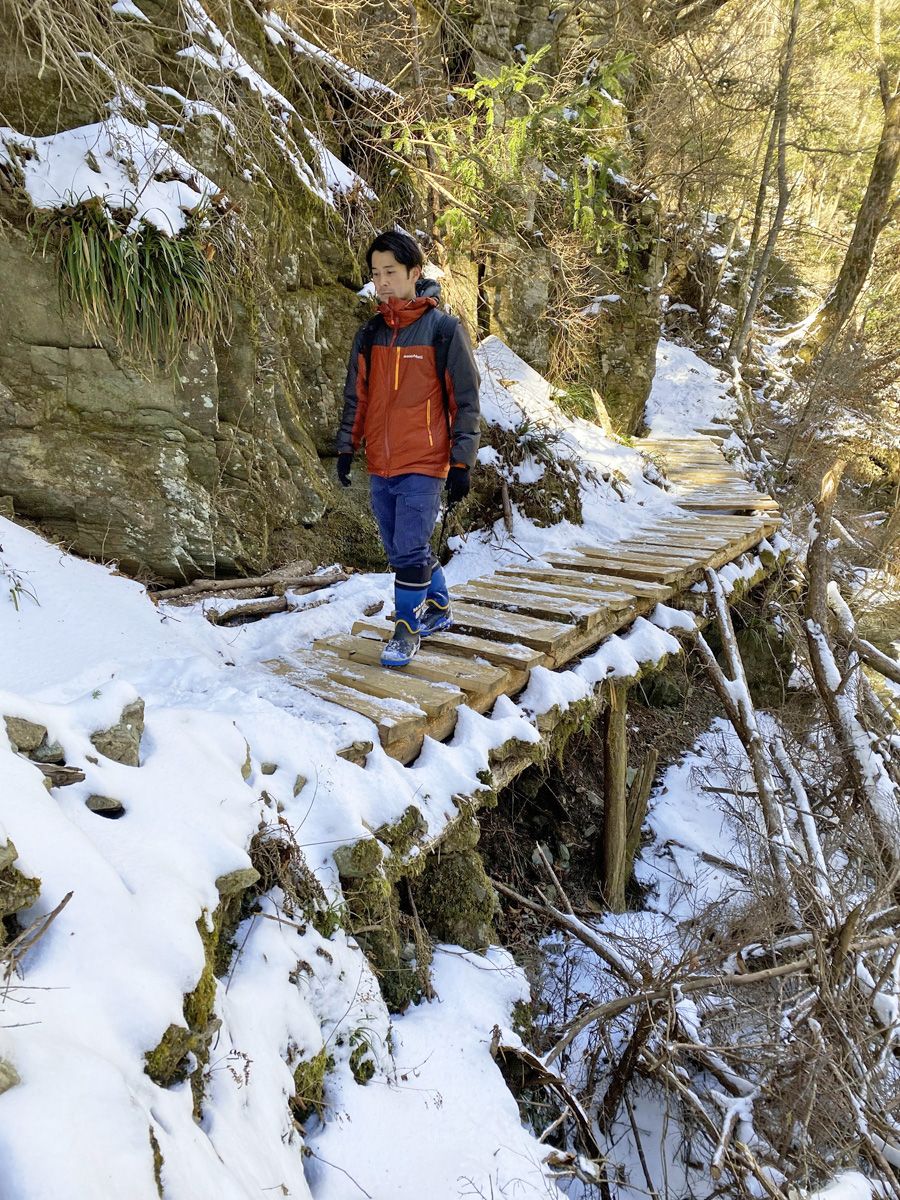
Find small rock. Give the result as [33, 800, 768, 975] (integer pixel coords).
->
[293, 774, 307, 797]
[336, 741, 373, 767]
[4, 717, 47, 754]
[261, 762, 277, 776]
[90, 699, 144, 767]
[86, 795, 126, 819]
[31, 739, 65, 765]
[0, 1058, 20, 1095]
[215, 867, 261, 898]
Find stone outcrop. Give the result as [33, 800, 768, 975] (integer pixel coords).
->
[0, 1, 367, 580]
[0, 221, 363, 579]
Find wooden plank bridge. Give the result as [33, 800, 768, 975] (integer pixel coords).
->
[267, 436, 781, 765]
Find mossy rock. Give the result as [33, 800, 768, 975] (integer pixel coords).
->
[144, 880, 257, 1114]
[375, 805, 427, 860]
[333, 837, 383, 880]
[343, 873, 430, 1013]
[511, 1000, 533, 1042]
[440, 805, 481, 854]
[149, 1127, 164, 1199]
[90, 699, 145, 767]
[411, 848, 498, 952]
[0, 840, 41, 945]
[292, 1046, 330, 1123]
[145, 1023, 194, 1089]
[636, 669, 685, 709]
[0, 1057, 21, 1095]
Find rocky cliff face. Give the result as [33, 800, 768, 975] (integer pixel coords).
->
[0, 0, 663, 579]
[0, 224, 360, 578]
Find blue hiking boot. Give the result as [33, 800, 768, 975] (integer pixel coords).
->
[381, 620, 422, 669]
[418, 598, 452, 637]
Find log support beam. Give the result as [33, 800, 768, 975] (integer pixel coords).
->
[602, 684, 629, 912]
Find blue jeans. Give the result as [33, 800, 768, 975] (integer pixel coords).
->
[370, 474, 449, 626]
[370, 474, 442, 584]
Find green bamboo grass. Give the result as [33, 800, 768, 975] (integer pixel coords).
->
[37, 197, 232, 366]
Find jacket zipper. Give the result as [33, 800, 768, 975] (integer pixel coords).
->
[426, 397, 433, 447]
[384, 325, 399, 468]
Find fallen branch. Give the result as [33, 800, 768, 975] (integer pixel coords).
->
[153, 559, 322, 601]
[542, 932, 900, 1067]
[206, 569, 350, 623]
[491, 877, 639, 987]
[828, 584, 900, 687]
[2, 891, 73, 980]
[491, 1037, 603, 1160]
[691, 571, 793, 888]
[207, 595, 291, 624]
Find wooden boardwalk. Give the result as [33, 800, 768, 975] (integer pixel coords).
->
[267, 436, 780, 764]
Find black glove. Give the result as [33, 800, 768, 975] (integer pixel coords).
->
[336, 453, 353, 488]
[446, 464, 470, 505]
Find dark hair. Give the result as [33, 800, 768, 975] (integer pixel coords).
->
[365, 230, 424, 272]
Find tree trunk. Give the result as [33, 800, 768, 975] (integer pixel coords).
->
[804, 89, 900, 354]
[727, 0, 801, 364]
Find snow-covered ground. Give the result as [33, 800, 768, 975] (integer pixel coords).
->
[0, 337, 761, 1198]
[644, 340, 736, 437]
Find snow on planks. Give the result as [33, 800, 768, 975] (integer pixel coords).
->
[267, 435, 781, 764]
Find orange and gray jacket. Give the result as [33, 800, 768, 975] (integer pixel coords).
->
[336, 282, 481, 478]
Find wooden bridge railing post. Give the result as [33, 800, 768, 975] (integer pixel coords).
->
[602, 683, 629, 912]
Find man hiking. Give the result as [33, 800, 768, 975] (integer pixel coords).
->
[335, 230, 481, 669]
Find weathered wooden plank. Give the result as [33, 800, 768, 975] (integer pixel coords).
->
[573, 541, 708, 565]
[538, 552, 681, 586]
[450, 580, 596, 625]
[616, 534, 733, 552]
[646, 515, 775, 528]
[489, 573, 636, 608]
[555, 555, 687, 584]
[314, 649, 465, 719]
[498, 565, 672, 600]
[266, 659, 422, 748]
[351, 619, 546, 671]
[573, 548, 702, 576]
[448, 600, 577, 656]
[679, 498, 779, 512]
[318, 634, 512, 714]
[449, 578, 624, 629]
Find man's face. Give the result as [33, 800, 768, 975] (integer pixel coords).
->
[370, 250, 421, 302]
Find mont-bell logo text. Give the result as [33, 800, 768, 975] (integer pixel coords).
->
[403, 353, 424, 360]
